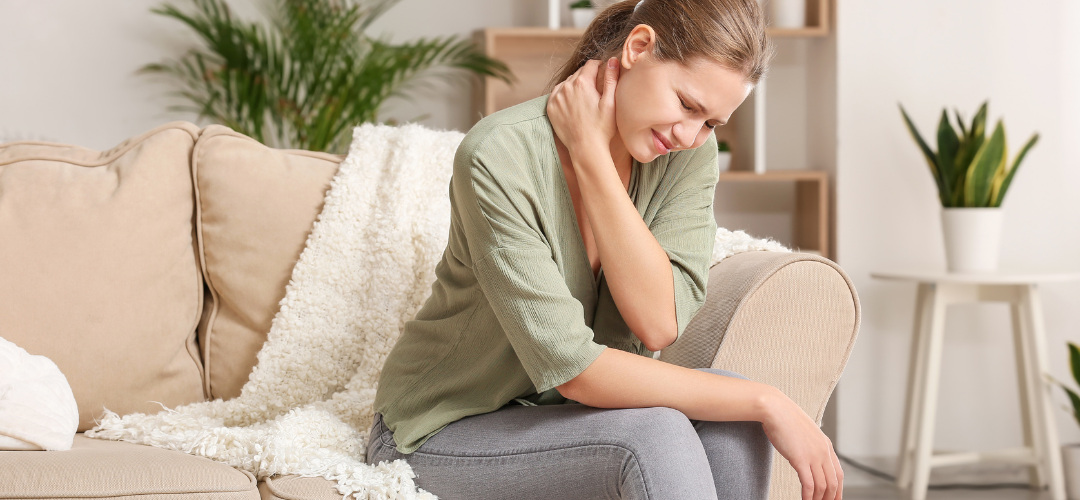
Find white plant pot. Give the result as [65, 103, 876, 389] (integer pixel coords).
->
[771, 0, 806, 28]
[940, 207, 1003, 273]
[571, 8, 596, 29]
[717, 151, 732, 172]
[1064, 444, 1080, 500]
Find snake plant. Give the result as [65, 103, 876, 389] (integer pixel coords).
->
[899, 101, 1039, 208]
[142, 0, 513, 153]
[1057, 342, 1080, 429]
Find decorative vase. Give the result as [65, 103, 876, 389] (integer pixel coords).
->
[571, 8, 596, 28]
[717, 151, 732, 172]
[770, 0, 806, 28]
[1064, 444, 1080, 500]
[940, 207, 1003, 273]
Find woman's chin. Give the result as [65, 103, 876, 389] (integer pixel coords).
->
[635, 150, 661, 163]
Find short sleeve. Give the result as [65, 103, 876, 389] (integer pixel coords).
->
[453, 133, 606, 394]
[650, 135, 719, 342]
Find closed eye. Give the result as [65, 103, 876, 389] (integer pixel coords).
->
[680, 96, 718, 130]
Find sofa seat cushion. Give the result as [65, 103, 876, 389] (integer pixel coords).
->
[191, 126, 342, 400]
[0, 121, 207, 430]
[0, 434, 260, 500]
[258, 476, 341, 500]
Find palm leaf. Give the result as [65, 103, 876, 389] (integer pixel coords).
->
[142, 0, 513, 152]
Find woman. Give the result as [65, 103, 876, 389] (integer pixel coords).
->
[368, 0, 843, 499]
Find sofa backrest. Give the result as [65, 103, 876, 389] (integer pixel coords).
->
[0, 122, 207, 430]
[191, 125, 342, 400]
[0, 122, 345, 427]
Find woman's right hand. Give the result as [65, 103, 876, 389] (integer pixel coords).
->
[761, 393, 843, 500]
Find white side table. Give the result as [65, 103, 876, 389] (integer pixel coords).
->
[871, 270, 1080, 500]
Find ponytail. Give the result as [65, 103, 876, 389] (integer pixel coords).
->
[543, 0, 772, 94]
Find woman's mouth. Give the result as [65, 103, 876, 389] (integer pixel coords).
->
[652, 130, 671, 154]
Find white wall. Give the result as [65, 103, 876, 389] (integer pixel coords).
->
[6, 0, 1080, 474]
[0, 0, 539, 149]
[0, 0, 198, 148]
[835, 0, 1080, 464]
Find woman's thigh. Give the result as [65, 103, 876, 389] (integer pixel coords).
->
[689, 368, 775, 500]
[367, 404, 717, 500]
[366, 369, 773, 500]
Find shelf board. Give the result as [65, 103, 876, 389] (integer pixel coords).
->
[481, 27, 585, 38]
[481, 25, 829, 39]
[717, 169, 827, 182]
[484, 0, 831, 39]
[713, 169, 830, 259]
[767, 26, 829, 38]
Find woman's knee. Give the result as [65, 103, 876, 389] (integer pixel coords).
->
[694, 420, 774, 500]
[602, 407, 718, 500]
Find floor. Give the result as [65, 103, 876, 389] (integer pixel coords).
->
[840, 455, 1052, 500]
[845, 486, 1050, 500]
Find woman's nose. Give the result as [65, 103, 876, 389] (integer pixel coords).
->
[673, 120, 700, 150]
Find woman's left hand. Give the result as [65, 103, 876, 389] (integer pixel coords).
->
[546, 57, 620, 158]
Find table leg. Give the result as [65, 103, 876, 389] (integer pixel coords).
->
[1011, 298, 1042, 489]
[1018, 284, 1067, 500]
[909, 283, 948, 500]
[898, 283, 932, 490]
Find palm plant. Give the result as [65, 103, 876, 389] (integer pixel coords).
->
[899, 101, 1039, 208]
[143, 0, 514, 153]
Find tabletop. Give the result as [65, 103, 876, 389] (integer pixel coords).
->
[870, 269, 1080, 284]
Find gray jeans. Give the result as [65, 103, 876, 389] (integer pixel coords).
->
[366, 368, 773, 500]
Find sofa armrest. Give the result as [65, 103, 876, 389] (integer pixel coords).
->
[658, 250, 861, 500]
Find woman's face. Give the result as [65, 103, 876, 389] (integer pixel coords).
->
[611, 24, 754, 163]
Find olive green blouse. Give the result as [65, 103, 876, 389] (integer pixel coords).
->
[372, 94, 719, 454]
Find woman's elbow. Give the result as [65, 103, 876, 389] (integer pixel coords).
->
[556, 376, 587, 404]
[640, 321, 678, 352]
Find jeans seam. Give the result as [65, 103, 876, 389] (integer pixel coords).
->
[375, 415, 395, 447]
[406, 442, 653, 499]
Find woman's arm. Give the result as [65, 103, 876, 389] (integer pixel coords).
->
[558, 348, 844, 500]
[571, 145, 678, 351]
[557, 347, 771, 419]
[548, 58, 680, 351]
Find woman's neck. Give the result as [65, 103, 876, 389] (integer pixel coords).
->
[553, 133, 633, 184]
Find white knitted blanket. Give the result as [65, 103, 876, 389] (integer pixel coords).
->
[86, 123, 789, 499]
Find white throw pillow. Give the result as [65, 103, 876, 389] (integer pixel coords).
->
[0, 336, 79, 451]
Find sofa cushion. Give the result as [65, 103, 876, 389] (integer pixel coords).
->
[192, 126, 342, 400]
[0, 122, 207, 431]
[0, 434, 260, 500]
[258, 476, 341, 500]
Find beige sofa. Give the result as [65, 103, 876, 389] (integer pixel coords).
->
[0, 121, 860, 500]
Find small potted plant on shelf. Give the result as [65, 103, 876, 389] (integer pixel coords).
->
[717, 139, 732, 172]
[1054, 341, 1080, 500]
[899, 101, 1038, 273]
[570, 0, 596, 29]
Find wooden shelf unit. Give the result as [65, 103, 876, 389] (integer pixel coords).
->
[470, 0, 833, 258]
[471, 27, 582, 122]
[770, 0, 830, 37]
[471, 0, 831, 120]
[717, 170, 829, 259]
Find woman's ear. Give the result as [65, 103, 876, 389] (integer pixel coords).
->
[621, 24, 656, 69]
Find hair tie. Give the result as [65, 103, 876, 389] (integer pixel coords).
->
[634, 0, 644, 12]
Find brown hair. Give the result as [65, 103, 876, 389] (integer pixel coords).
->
[544, 0, 773, 93]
